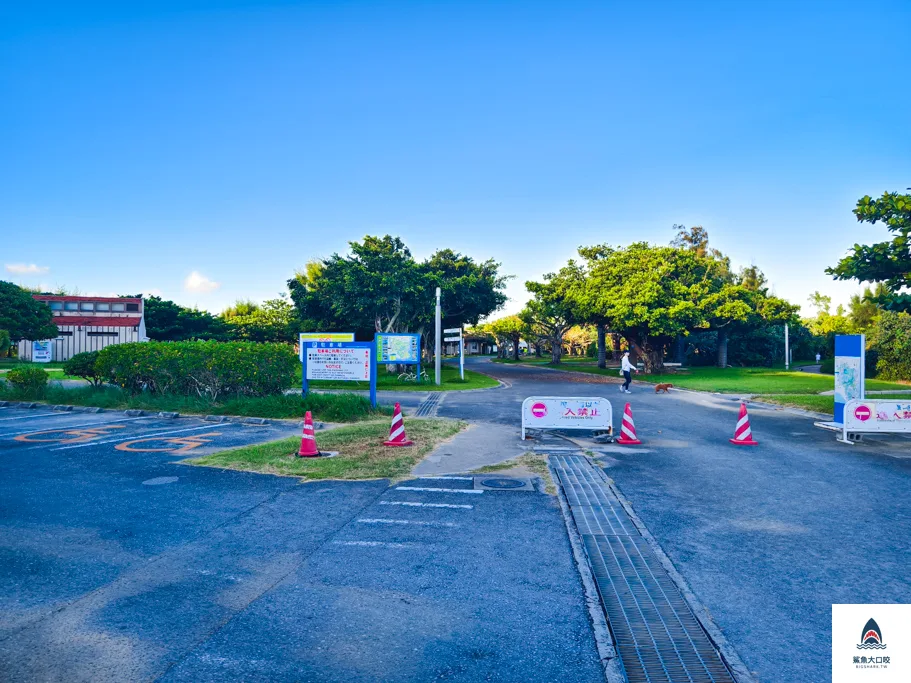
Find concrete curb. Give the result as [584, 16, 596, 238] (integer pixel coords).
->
[52, 405, 74, 412]
[596, 465, 759, 683]
[550, 460, 626, 683]
[124, 409, 146, 417]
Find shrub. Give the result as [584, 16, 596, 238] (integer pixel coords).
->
[96, 340, 298, 399]
[63, 351, 103, 386]
[869, 311, 911, 381]
[820, 358, 834, 374]
[0, 329, 10, 358]
[5, 366, 49, 397]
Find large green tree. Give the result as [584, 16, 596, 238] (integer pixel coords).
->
[222, 297, 298, 343]
[486, 315, 526, 361]
[138, 295, 230, 341]
[0, 281, 58, 344]
[523, 266, 580, 364]
[288, 236, 508, 347]
[827, 191, 911, 311]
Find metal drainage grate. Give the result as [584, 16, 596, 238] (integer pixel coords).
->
[550, 455, 736, 683]
[473, 477, 535, 492]
[415, 393, 443, 417]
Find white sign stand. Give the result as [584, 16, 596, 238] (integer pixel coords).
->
[443, 327, 464, 380]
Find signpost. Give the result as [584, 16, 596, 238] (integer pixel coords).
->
[301, 341, 377, 407]
[444, 327, 464, 380]
[833, 334, 865, 425]
[375, 333, 422, 382]
[521, 396, 613, 440]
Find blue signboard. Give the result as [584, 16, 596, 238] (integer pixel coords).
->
[833, 334, 865, 425]
[301, 341, 377, 408]
[375, 333, 422, 383]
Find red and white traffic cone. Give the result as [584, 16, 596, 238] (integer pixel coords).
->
[297, 411, 320, 457]
[616, 403, 642, 445]
[729, 402, 759, 446]
[383, 402, 414, 447]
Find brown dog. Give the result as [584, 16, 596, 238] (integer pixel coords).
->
[654, 383, 673, 393]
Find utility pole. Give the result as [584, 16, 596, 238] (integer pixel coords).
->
[435, 287, 442, 385]
[784, 323, 790, 371]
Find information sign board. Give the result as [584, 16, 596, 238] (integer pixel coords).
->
[32, 341, 53, 363]
[299, 333, 355, 360]
[834, 334, 865, 424]
[376, 333, 420, 363]
[301, 341, 376, 407]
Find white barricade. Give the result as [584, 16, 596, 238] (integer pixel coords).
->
[521, 396, 613, 440]
[840, 399, 911, 444]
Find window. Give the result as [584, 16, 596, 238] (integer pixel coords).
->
[96, 303, 110, 311]
[56, 331, 73, 337]
[125, 303, 139, 312]
[87, 331, 119, 337]
[64, 302, 79, 311]
[48, 302, 63, 310]
[112, 303, 125, 312]
[80, 302, 95, 311]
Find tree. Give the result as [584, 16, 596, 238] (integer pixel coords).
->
[139, 295, 230, 341]
[287, 236, 508, 347]
[563, 325, 596, 356]
[223, 297, 298, 343]
[487, 316, 525, 361]
[0, 281, 58, 344]
[523, 266, 580, 364]
[827, 191, 911, 311]
[848, 284, 887, 332]
[868, 311, 911, 381]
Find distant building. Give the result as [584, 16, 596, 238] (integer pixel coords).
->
[18, 295, 148, 361]
[443, 335, 496, 356]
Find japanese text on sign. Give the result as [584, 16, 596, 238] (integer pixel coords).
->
[305, 346, 371, 381]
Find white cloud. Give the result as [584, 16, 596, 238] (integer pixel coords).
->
[184, 271, 220, 293]
[5, 263, 49, 275]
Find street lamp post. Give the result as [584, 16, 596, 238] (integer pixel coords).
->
[435, 287, 442, 386]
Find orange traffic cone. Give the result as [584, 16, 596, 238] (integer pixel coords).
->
[616, 403, 642, 445]
[383, 403, 414, 447]
[729, 403, 758, 446]
[297, 411, 320, 457]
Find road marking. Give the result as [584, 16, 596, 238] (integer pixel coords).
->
[51, 423, 230, 451]
[332, 540, 416, 548]
[116, 432, 223, 454]
[3, 416, 150, 439]
[14, 424, 126, 444]
[0, 412, 59, 421]
[395, 486, 483, 494]
[357, 518, 458, 527]
[380, 501, 473, 509]
[417, 476, 473, 481]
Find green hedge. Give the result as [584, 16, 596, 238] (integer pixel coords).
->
[5, 366, 49, 397]
[96, 341, 297, 399]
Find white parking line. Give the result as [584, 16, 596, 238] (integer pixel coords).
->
[395, 486, 483, 494]
[0, 412, 59, 421]
[417, 476, 474, 481]
[380, 501, 473, 509]
[357, 518, 458, 527]
[51, 423, 231, 451]
[332, 541, 416, 549]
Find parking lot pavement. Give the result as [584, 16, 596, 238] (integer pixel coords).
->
[0, 408, 604, 682]
[160, 476, 603, 683]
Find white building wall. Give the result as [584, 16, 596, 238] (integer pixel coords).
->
[18, 325, 142, 362]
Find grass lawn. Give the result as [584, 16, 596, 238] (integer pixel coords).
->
[755, 394, 835, 413]
[187, 418, 465, 481]
[299, 363, 499, 391]
[0, 360, 80, 379]
[0, 384, 388, 422]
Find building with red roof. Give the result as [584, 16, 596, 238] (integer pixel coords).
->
[18, 295, 148, 361]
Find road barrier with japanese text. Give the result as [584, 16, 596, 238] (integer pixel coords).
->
[521, 396, 613, 439]
[840, 399, 911, 443]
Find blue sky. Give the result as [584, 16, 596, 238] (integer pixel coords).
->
[2, 0, 909, 317]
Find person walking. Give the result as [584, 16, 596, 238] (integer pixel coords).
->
[620, 351, 637, 393]
[815, 352, 821, 364]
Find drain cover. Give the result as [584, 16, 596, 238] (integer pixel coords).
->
[480, 478, 525, 489]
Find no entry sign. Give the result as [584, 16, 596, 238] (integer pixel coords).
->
[521, 396, 613, 439]
[853, 405, 872, 422]
[530, 402, 548, 418]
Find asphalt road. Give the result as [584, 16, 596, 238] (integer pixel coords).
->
[0, 407, 601, 682]
[451, 357, 911, 683]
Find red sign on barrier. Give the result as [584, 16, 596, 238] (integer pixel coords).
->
[531, 402, 548, 418]
[854, 405, 872, 422]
